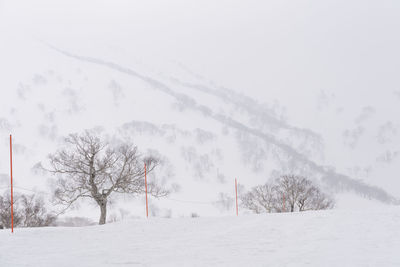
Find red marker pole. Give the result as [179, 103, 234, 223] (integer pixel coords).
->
[10, 135, 14, 233]
[235, 178, 238, 216]
[145, 163, 148, 218]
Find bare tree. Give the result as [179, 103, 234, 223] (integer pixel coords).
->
[0, 192, 22, 228]
[275, 174, 310, 212]
[0, 192, 56, 228]
[213, 192, 234, 213]
[20, 194, 56, 227]
[296, 182, 318, 212]
[304, 188, 334, 211]
[276, 175, 334, 212]
[240, 183, 277, 213]
[241, 175, 334, 214]
[48, 131, 168, 225]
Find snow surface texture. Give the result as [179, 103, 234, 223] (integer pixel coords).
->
[1, 208, 400, 267]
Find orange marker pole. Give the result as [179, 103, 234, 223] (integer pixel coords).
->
[10, 135, 14, 233]
[145, 163, 148, 218]
[235, 178, 238, 216]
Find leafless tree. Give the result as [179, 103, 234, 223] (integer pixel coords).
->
[48, 131, 168, 225]
[241, 175, 334, 214]
[20, 194, 56, 227]
[213, 192, 234, 212]
[0, 192, 22, 228]
[275, 174, 310, 212]
[0, 192, 56, 228]
[240, 183, 277, 213]
[303, 187, 334, 211]
[276, 175, 334, 212]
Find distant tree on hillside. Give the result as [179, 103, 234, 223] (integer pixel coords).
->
[241, 175, 334, 214]
[48, 131, 168, 225]
[55, 216, 96, 227]
[214, 192, 234, 212]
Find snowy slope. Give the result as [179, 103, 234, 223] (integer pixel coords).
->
[1, 208, 400, 266]
[0, 0, 399, 220]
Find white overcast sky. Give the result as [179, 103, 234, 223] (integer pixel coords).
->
[1, 0, 399, 102]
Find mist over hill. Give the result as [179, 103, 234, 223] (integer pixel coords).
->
[0, 0, 399, 219]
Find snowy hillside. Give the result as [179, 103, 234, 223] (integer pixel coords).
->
[0, 0, 399, 220]
[1, 208, 400, 266]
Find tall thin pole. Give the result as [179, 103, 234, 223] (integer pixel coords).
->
[10, 135, 14, 233]
[235, 178, 238, 216]
[145, 163, 148, 218]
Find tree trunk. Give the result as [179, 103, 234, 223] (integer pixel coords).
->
[98, 198, 107, 225]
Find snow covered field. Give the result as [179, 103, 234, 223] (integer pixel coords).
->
[1, 2, 400, 266]
[1, 208, 399, 267]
